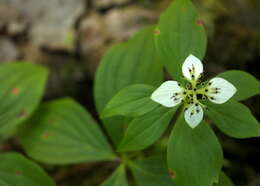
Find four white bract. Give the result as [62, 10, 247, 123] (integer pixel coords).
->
[151, 54, 237, 128]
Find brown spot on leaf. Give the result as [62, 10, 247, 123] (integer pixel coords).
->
[169, 170, 176, 178]
[15, 170, 22, 175]
[42, 132, 50, 138]
[154, 28, 160, 36]
[49, 119, 58, 124]
[196, 19, 204, 26]
[11, 88, 20, 95]
[17, 110, 28, 119]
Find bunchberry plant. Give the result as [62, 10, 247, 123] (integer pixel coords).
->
[0, 0, 259, 186]
[151, 54, 237, 128]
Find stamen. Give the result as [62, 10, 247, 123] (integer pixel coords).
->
[192, 64, 195, 71]
[196, 94, 203, 100]
[196, 109, 200, 113]
[186, 83, 192, 89]
[196, 79, 201, 85]
[202, 95, 207, 101]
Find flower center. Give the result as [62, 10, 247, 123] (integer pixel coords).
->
[182, 79, 213, 110]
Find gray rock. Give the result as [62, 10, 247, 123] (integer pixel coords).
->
[0, 3, 26, 33]
[93, 0, 130, 8]
[104, 5, 158, 41]
[79, 12, 107, 53]
[0, 37, 19, 63]
[1, 0, 86, 50]
[78, 6, 158, 75]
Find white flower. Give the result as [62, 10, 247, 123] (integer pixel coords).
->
[151, 54, 237, 128]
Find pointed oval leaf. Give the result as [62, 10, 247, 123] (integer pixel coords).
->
[101, 84, 158, 118]
[218, 70, 260, 101]
[168, 116, 223, 186]
[101, 165, 128, 186]
[20, 98, 116, 164]
[0, 62, 48, 135]
[206, 100, 260, 138]
[130, 156, 175, 186]
[155, 0, 207, 81]
[0, 153, 55, 186]
[94, 26, 164, 145]
[118, 106, 178, 152]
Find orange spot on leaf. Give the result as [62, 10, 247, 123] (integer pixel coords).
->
[11, 88, 20, 95]
[154, 28, 161, 36]
[42, 132, 50, 138]
[169, 170, 176, 178]
[17, 110, 28, 119]
[15, 170, 22, 175]
[196, 19, 204, 26]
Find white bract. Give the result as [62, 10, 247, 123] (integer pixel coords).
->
[151, 54, 237, 128]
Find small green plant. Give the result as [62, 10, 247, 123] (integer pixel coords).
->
[0, 0, 260, 186]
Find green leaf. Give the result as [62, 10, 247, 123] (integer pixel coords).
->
[118, 106, 178, 152]
[130, 156, 175, 186]
[101, 84, 158, 118]
[94, 26, 163, 145]
[218, 70, 260, 101]
[155, 0, 207, 81]
[216, 172, 234, 186]
[168, 116, 223, 186]
[0, 152, 55, 186]
[101, 165, 128, 186]
[206, 100, 260, 138]
[0, 62, 48, 135]
[20, 98, 116, 164]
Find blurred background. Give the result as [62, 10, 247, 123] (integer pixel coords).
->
[0, 0, 259, 185]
